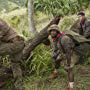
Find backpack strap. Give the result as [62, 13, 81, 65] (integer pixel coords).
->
[58, 35, 66, 53]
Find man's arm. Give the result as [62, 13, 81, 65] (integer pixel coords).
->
[78, 24, 84, 35]
[84, 22, 90, 38]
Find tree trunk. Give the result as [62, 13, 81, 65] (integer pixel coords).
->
[22, 16, 61, 60]
[28, 0, 37, 35]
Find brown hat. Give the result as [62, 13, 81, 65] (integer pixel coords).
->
[48, 24, 60, 34]
[77, 11, 85, 16]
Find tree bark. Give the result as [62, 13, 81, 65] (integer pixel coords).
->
[28, 0, 38, 35]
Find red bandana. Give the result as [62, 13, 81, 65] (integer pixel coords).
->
[52, 32, 65, 42]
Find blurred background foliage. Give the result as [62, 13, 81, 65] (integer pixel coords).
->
[0, 0, 90, 89]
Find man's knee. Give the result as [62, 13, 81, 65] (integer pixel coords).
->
[65, 65, 73, 72]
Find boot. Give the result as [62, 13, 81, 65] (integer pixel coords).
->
[67, 87, 73, 90]
[49, 69, 58, 79]
[67, 83, 74, 90]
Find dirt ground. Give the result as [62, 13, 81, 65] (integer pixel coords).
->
[25, 65, 90, 90]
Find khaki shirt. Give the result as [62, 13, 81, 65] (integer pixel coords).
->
[70, 19, 90, 39]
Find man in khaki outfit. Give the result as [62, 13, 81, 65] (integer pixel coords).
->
[70, 12, 90, 39]
[0, 19, 25, 90]
[70, 11, 90, 63]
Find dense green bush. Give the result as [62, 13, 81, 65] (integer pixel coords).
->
[34, 0, 90, 16]
[26, 44, 52, 76]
